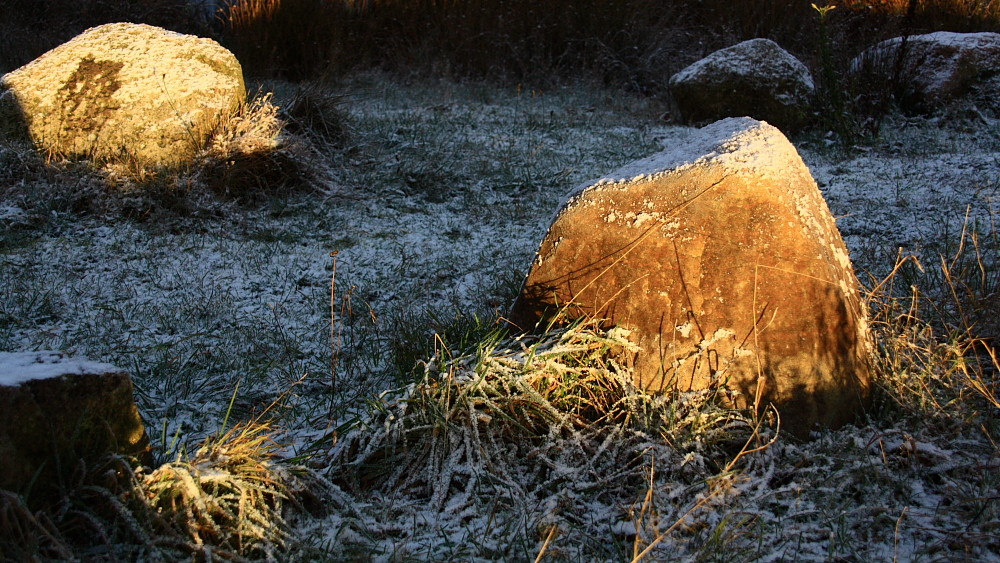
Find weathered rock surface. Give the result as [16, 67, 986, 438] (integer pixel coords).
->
[0, 22, 245, 167]
[0, 351, 151, 504]
[510, 117, 872, 437]
[851, 31, 1000, 112]
[668, 39, 814, 132]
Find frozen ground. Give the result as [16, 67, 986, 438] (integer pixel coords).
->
[1, 74, 998, 560]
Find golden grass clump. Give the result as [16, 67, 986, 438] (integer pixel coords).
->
[871, 304, 1000, 434]
[416, 321, 641, 429]
[190, 92, 320, 199]
[204, 93, 285, 158]
[142, 421, 293, 558]
[332, 318, 758, 507]
[866, 216, 1000, 435]
[81, 93, 321, 209]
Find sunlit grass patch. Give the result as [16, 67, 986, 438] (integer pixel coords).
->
[0, 421, 321, 561]
[320, 316, 797, 560]
[866, 207, 1000, 431]
[187, 93, 322, 201]
[141, 421, 294, 558]
[332, 318, 756, 506]
[0, 89, 328, 228]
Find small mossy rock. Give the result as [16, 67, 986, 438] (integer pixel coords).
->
[510, 118, 872, 438]
[0, 351, 152, 506]
[668, 39, 814, 132]
[0, 22, 245, 168]
[850, 31, 1000, 113]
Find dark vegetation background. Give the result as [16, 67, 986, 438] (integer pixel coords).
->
[4, 0, 1000, 86]
[4, 0, 1000, 143]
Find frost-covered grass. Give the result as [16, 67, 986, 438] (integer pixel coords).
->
[1, 73, 999, 560]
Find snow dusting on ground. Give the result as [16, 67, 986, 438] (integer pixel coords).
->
[2, 74, 998, 560]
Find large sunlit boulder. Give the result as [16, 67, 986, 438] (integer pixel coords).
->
[0, 351, 151, 504]
[0, 22, 245, 168]
[851, 31, 1000, 113]
[668, 38, 814, 132]
[509, 117, 872, 438]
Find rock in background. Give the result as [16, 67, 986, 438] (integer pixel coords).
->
[850, 31, 1000, 114]
[668, 38, 814, 132]
[0, 22, 245, 168]
[0, 351, 151, 506]
[510, 117, 871, 438]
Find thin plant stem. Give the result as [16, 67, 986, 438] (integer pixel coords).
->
[330, 250, 339, 416]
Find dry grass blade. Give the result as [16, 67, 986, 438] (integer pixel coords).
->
[628, 407, 776, 562]
[533, 523, 558, 563]
[967, 347, 1000, 411]
[415, 319, 641, 432]
[629, 491, 720, 563]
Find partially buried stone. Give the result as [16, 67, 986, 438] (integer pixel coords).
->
[0, 351, 151, 505]
[510, 117, 872, 438]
